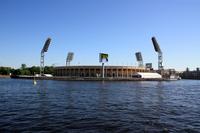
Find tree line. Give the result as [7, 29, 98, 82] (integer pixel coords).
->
[0, 64, 54, 76]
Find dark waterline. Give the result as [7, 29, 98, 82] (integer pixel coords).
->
[0, 79, 200, 132]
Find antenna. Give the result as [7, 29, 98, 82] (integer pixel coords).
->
[151, 37, 163, 70]
[135, 52, 144, 67]
[66, 52, 74, 66]
[40, 38, 51, 76]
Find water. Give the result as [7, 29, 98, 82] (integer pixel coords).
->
[0, 79, 200, 133]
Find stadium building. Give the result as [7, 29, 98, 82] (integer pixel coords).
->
[54, 65, 151, 78]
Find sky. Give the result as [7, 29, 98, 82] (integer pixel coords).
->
[0, 0, 200, 71]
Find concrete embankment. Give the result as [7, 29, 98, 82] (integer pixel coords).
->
[0, 75, 10, 78]
[11, 75, 168, 81]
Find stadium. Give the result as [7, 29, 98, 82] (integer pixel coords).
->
[54, 65, 153, 78]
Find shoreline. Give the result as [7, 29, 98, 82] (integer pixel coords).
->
[10, 75, 173, 81]
[0, 75, 10, 78]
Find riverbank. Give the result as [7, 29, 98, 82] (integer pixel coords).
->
[11, 75, 171, 81]
[0, 75, 10, 78]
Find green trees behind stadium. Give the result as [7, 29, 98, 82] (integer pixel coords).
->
[0, 64, 54, 76]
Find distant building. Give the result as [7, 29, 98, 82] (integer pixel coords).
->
[181, 68, 200, 79]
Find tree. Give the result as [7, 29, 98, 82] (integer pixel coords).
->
[21, 64, 27, 70]
[0, 67, 12, 75]
[44, 66, 54, 75]
[12, 69, 21, 75]
[29, 66, 40, 75]
[1, 65, 54, 76]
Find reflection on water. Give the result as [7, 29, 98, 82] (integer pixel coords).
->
[0, 79, 200, 132]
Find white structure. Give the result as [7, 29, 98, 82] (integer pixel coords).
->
[133, 72, 162, 79]
[43, 74, 53, 77]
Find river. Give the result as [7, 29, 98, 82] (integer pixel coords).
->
[0, 79, 200, 132]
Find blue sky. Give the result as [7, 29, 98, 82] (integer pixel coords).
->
[0, 0, 200, 70]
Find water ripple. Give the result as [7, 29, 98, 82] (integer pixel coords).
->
[0, 79, 200, 132]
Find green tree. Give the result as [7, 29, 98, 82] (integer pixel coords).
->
[21, 64, 27, 70]
[12, 69, 21, 75]
[29, 66, 40, 75]
[0, 67, 12, 75]
[21, 69, 31, 75]
[44, 66, 54, 75]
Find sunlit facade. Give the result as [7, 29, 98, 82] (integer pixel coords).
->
[54, 66, 150, 78]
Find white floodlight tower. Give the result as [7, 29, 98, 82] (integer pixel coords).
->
[40, 38, 51, 76]
[66, 52, 74, 66]
[135, 52, 144, 67]
[151, 37, 163, 70]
